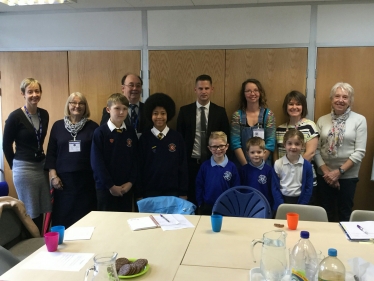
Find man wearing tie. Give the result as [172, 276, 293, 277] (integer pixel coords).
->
[100, 73, 150, 137]
[177, 74, 230, 206]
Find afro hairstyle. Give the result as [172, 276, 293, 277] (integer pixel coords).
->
[144, 93, 176, 123]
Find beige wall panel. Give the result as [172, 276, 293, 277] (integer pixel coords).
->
[68, 51, 141, 125]
[0, 51, 69, 198]
[315, 47, 374, 211]
[149, 50, 225, 129]
[225, 48, 308, 127]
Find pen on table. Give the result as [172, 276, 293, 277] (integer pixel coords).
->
[357, 224, 368, 235]
[160, 214, 170, 223]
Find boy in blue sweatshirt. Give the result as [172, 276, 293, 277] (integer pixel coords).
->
[240, 137, 273, 208]
[196, 131, 240, 215]
[91, 93, 138, 211]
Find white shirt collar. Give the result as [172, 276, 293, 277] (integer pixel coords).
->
[283, 155, 304, 165]
[107, 119, 127, 132]
[151, 126, 170, 137]
[211, 154, 228, 167]
[130, 101, 140, 107]
[196, 101, 210, 109]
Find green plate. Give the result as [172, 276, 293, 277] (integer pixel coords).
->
[118, 258, 150, 279]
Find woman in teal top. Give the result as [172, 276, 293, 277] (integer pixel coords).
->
[230, 78, 276, 166]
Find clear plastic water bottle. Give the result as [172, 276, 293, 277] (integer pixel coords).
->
[290, 230, 319, 281]
[317, 248, 345, 281]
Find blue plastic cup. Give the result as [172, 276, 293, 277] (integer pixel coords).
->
[211, 214, 223, 232]
[50, 225, 65, 244]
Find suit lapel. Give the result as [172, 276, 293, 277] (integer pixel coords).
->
[190, 103, 197, 137]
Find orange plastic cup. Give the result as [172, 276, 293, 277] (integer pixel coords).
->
[287, 212, 299, 230]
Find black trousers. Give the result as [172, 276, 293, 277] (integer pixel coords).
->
[317, 174, 358, 222]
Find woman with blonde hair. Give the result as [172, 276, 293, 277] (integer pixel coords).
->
[3, 78, 51, 233]
[45, 92, 98, 228]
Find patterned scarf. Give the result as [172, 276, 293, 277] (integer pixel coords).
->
[64, 116, 87, 139]
[326, 107, 351, 156]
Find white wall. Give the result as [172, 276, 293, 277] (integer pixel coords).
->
[148, 6, 311, 47]
[1, 3, 374, 50]
[0, 11, 143, 50]
[317, 4, 374, 46]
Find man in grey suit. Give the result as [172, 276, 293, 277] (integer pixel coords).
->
[177, 74, 230, 207]
[100, 73, 151, 138]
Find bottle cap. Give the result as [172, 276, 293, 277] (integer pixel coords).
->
[328, 248, 337, 257]
[300, 231, 309, 239]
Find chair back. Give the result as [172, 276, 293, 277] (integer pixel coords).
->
[275, 204, 328, 222]
[211, 186, 272, 218]
[0, 209, 25, 248]
[0, 245, 20, 275]
[137, 196, 196, 215]
[349, 210, 374, 221]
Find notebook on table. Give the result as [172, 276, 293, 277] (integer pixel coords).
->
[339, 221, 374, 241]
[127, 215, 160, 231]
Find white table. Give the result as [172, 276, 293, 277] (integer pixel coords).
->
[182, 216, 374, 271]
[2, 213, 373, 281]
[0, 211, 200, 281]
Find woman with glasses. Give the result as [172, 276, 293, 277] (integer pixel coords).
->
[3, 78, 51, 234]
[230, 78, 276, 166]
[45, 92, 98, 228]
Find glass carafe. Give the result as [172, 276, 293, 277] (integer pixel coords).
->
[251, 230, 288, 281]
[84, 252, 119, 281]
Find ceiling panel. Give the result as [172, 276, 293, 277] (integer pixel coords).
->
[0, 0, 367, 13]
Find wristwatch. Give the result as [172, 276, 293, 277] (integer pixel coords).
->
[339, 167, 345, 175]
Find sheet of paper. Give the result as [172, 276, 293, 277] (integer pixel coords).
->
[340, 221, 374, 240]
[22, 252, 94, 271]
[64, 227, 95, 240]
[153, 214, 194, 231]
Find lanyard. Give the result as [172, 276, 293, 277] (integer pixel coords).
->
[23, 106, 42, 150]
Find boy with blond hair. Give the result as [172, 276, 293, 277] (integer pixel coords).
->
[240, 137, 273, 207]
[91, 93, 138, 212]
[196, 131, 240, 215]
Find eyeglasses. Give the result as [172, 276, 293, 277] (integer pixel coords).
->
[209, 144, 227, 151]
[69, 102, 86, 107]
[244, 89, 259, 94]
[124, 83, 142, 89]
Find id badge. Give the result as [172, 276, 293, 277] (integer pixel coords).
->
[69, 140, 81, 152]
[253, 128, 265, 139]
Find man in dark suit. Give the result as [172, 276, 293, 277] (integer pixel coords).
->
[177, 74, 230, 206]
[100, 73, 151, 138]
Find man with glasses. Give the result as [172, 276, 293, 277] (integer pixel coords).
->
[100, 73, 150, 138]
[177, 74, 230, 206]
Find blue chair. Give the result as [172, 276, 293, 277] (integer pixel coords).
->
[137, 196, 196, 215]
[212, 186, 272, 218]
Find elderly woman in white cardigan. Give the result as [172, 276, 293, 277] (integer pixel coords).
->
[314, 82, 367, 222]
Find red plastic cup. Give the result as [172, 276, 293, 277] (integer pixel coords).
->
[44, 232, 59, 252]
[287, 212, 299, 230]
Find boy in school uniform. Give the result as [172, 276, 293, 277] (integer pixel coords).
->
[91, 93, 138, 212]
[240, 137, 273, 208]
[196, 131, 240, 215]
[138, 93, 188, 199]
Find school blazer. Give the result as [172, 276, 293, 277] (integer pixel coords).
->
[176, 102, 230, 159]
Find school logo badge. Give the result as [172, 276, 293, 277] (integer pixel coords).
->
[109, 139, 114, 143]
[258, 175, 267, 184]
[168, 143, 176, 152]
[223, 171, 232, 181]
[126, 138, 132, 147]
